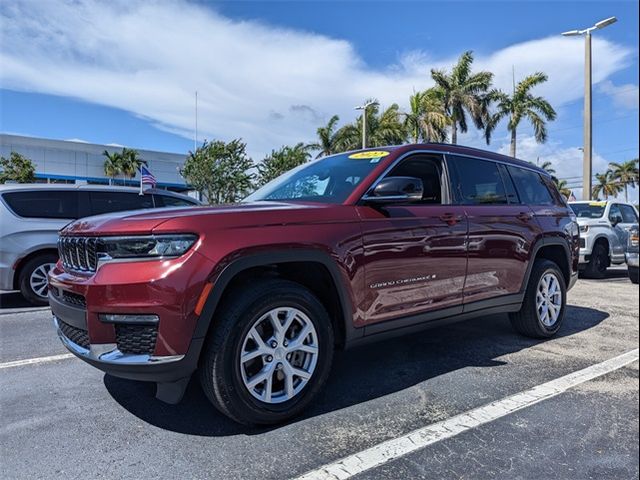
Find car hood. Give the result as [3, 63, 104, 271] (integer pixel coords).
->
[62, 201, 336, 236]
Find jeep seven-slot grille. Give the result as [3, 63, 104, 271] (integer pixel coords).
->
[58, 319, 90, 349]
[58, 237, 99, 272]
[115, 324, 158, 355]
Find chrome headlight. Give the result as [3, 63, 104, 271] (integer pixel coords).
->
[579, 225, 589, 233]
[99, 234, 198, 259]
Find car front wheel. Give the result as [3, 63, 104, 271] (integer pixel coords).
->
[199, 279, 334, 425]
[510, 259, 567, 338]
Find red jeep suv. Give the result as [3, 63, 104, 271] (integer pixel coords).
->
[49, 144, 579, 425]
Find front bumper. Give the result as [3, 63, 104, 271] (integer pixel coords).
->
[48, 248, 216, 384]
[626, 252, 639, 268]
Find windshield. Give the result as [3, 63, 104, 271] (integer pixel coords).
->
[244, 150, 391, 204]
[570, 202, 606, 219]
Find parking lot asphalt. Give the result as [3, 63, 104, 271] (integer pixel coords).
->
[1, 267, 638, 480]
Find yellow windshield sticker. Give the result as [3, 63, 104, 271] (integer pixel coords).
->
[589, 201, 607, 206]
[348, 151, 390, 160]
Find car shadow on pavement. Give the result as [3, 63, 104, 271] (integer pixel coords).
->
[104, 304, 608, 437]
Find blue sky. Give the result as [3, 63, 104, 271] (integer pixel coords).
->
[1, 0, 638, 199]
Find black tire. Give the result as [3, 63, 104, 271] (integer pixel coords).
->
[18, 253, 58, 306]
[582, 242, 608, 279]
[629, 266, 639, 284]
[199, 278, 334, 425]
[510, 259, 567, 339]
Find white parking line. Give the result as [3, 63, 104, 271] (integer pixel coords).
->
[294, 348, 639, 480]
[0, 353, 74, 370]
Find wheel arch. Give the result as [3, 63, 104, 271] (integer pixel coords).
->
[193, 249, 360, 351]
[521, 238, 573, 291]
[13, 247, 59, 290]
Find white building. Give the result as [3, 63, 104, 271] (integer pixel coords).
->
[0, 134, 190, 192]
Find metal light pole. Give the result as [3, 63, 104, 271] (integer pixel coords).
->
[355, 100, 379, 149]
[562, 16, 617, 200]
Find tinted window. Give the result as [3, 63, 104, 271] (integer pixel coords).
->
[507, 167, 554, 205]
[608, 204, 623, 223]
[155, 194, 197, 207]
[620, 204, 638, 223]
[2, 190, 79, 219]
[90, 192, 154, 216]
[387, 155, 442, 204]
[498, 164, 520, 204]
[449, 156, 507, 205]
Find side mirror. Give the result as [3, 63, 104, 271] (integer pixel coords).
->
[363, 176, 423, 204]
[611, 215, 623, 227]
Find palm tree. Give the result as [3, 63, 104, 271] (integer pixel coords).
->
[119, 148, 146, 183]
[608, 159, 639, 202]
[555, 179, 572, 199]
[103, 150, 122, 185]
[592, 170, 623, 200]
[336, 101, 406, 151]
[402, 88, 448, 143]
[539, 160, 559, 183]
[485, 72, 556, 158]
[309, 115, 341, 158]
[430, 51, 493, 144]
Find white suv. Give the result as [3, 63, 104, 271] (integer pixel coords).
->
[569, 200, 639, 278]
[0, 184, 199, 305]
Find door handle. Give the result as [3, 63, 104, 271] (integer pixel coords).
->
[440, 213, 463, 225]
[517, 212, 534, 222]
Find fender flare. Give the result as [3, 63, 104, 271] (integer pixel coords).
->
[520, 237, 573, 293]
[191, 248, 360, 343]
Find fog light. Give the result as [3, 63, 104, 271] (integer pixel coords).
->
[99, 314, 159, 325]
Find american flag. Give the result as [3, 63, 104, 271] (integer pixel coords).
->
[140, 165, 157, 187]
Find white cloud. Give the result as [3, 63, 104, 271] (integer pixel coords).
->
[598, 81, 639, 110]
[0, 0, 634, 159]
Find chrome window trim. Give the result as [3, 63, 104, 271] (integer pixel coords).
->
[357, 148, 548, 206]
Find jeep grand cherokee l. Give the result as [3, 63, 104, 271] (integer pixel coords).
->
[49, 144, 579, 425]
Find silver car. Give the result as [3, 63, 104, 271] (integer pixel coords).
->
[0, 184, 199, 305]
[626, 225, 639, 284]
[569, 200, 639, 278]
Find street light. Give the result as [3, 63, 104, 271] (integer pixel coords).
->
[355, 100, 379, 149]
[562, 16, 617, 200]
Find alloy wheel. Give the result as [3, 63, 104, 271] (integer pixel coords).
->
[29, 263, 55, 298]
[536, 272, 562, 327]
[239, 307, 319, 404]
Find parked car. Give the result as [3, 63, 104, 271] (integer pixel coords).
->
[626, 225, 639, 284]
[569, 200, 639, 278]
[49, 144, 579, 425]
[0, 184, 199, 305]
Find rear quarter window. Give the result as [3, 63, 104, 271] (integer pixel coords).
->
[1, 190, 79, 219]
[154, 194, 197, 207]
[507, 166, 555, 206]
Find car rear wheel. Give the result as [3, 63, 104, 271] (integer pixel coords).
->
[510, 259, 567, 338]
[199, 279, 334, 425]
[19, 253, 57, 306]
[629, 266, 639, 284]
[582, 242, 608, 279]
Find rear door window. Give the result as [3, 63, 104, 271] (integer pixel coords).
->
[620, 204, 638, 223]
[89, 191, 155, 216]
[507, 166, 555, 205]
[448, 156, 508, 205]
[2, 190, 79, 219]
